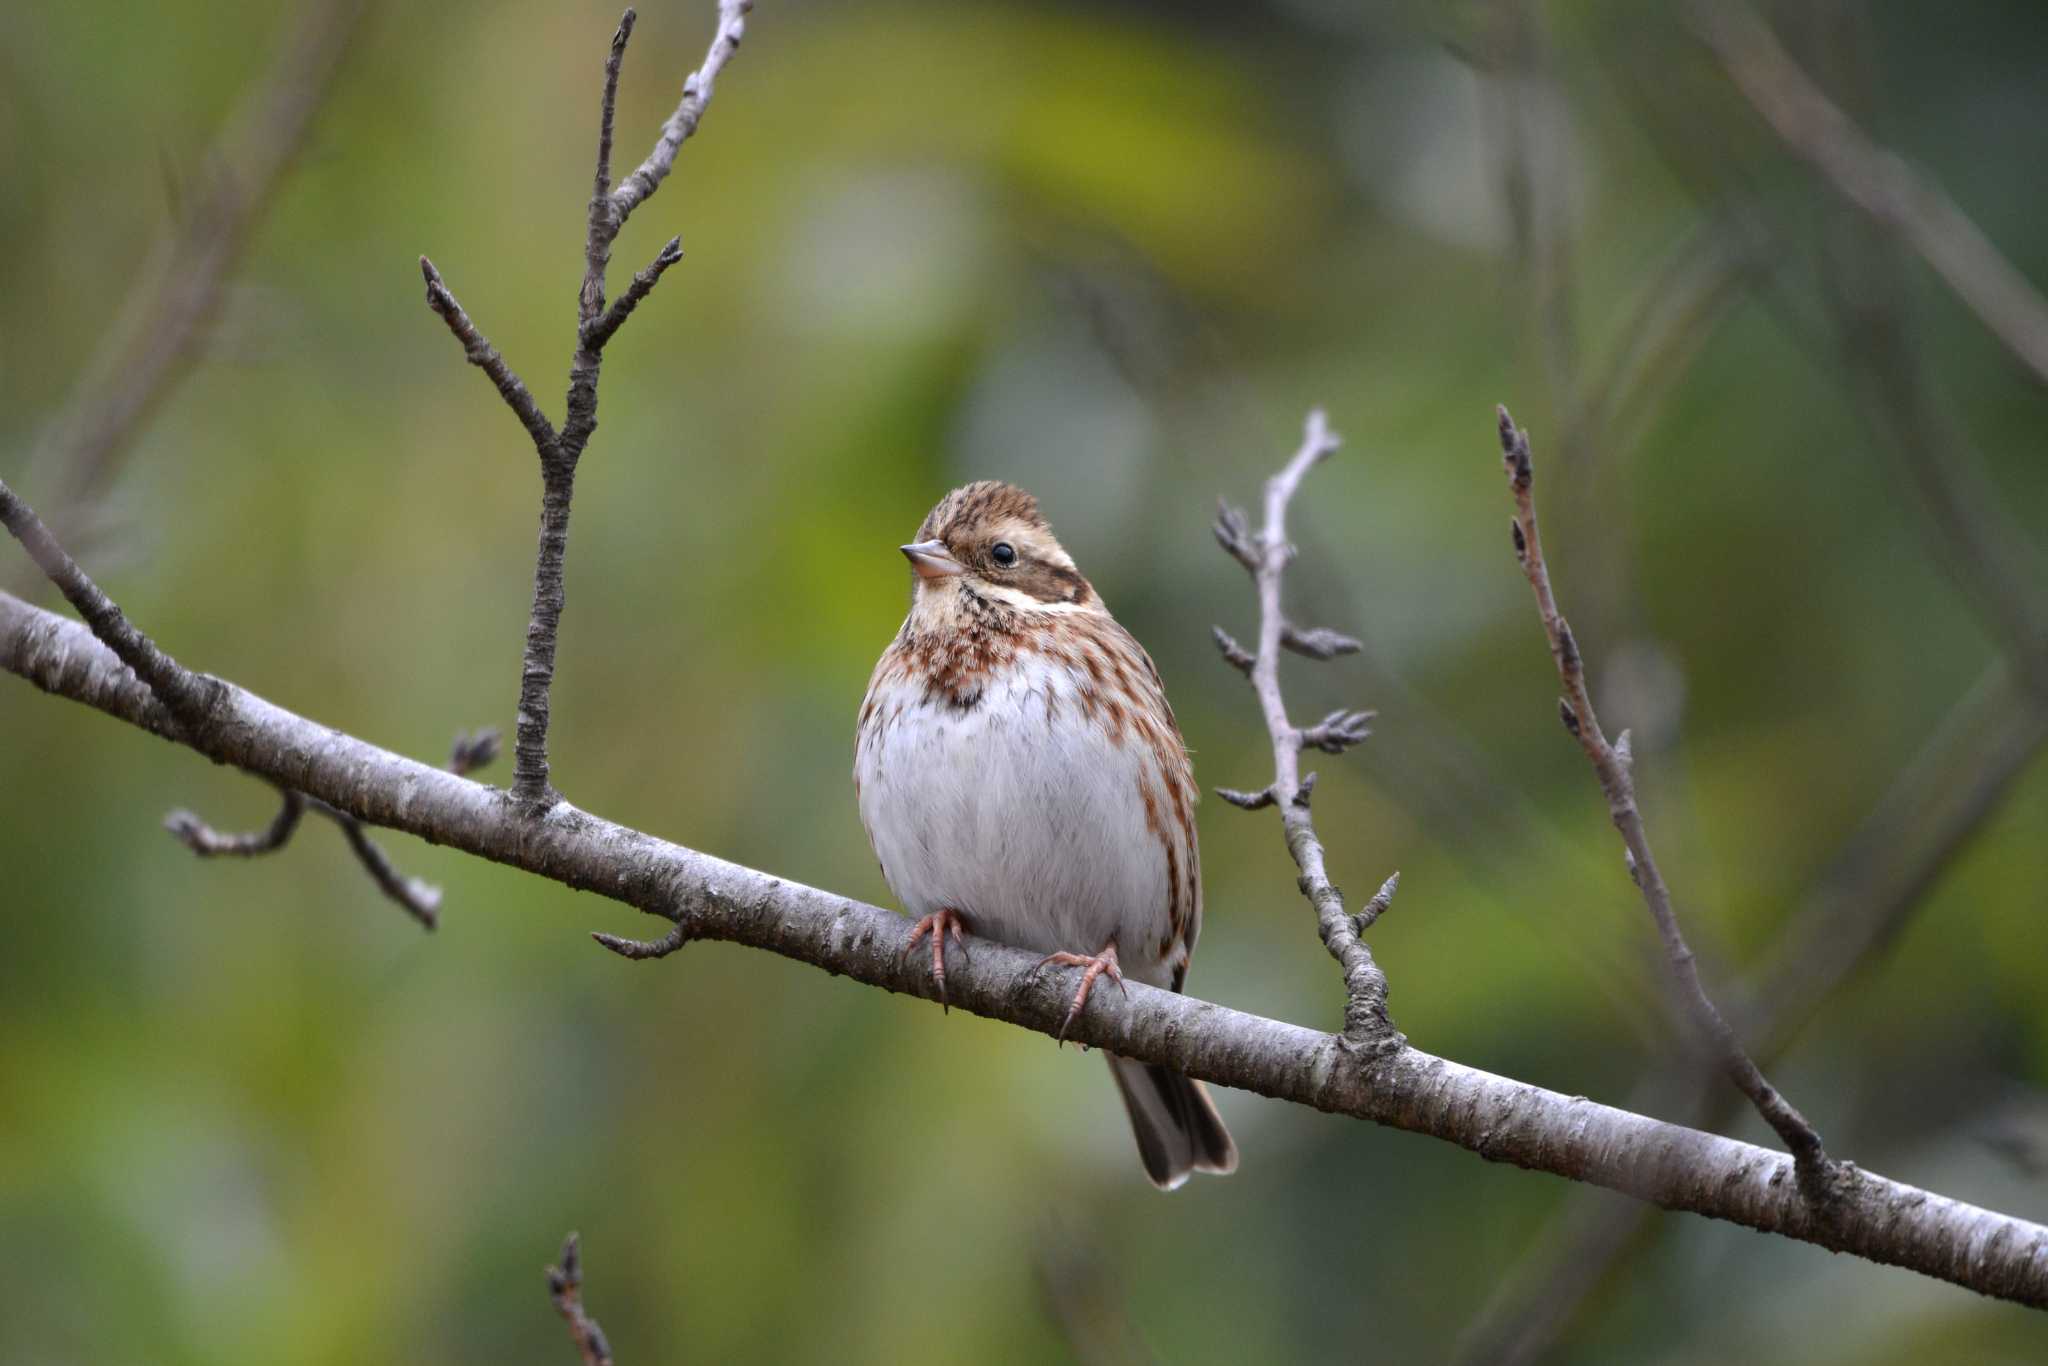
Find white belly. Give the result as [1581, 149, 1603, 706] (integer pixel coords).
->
[855, 654, 1176, 987]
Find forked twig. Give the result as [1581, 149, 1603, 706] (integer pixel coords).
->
[1212, 411, 1399, 1048]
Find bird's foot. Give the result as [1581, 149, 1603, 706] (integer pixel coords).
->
[1034, 940, 1127, 1045]
[904, 908, 969, 1011]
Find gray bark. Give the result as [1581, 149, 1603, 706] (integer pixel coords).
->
[6, 586, 2045, 1308]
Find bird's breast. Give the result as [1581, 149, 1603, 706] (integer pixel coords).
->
[855, 649, 1191, 985]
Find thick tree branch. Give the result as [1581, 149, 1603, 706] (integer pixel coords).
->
[1690, 1, 2048, 389]
[5, 589, 2048, 1305]
[1496, 406, 1834, 1196]
[547, 1234, 614, 1366]
[1214, 411, 1396, 1047]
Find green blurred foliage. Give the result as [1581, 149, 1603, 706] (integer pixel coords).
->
[4, 0, 2047, 1361]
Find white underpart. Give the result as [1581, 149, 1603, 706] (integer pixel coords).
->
[856, 649, 1177, 989]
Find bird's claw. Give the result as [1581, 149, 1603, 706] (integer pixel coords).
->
[904, 909, 969, 1011]
[1033, 941, 1126, 1045]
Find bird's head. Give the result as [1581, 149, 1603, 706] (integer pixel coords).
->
[899, 481, 1097, 624]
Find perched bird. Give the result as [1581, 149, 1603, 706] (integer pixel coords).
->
[854, 481, 1237, 1189]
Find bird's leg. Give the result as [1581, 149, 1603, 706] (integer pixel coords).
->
[904, 908, 970, 1011]
[1034, 939, 1127, 1045]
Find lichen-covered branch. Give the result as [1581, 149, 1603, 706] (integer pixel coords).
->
[1213, 411, 1398, 1048]
[1496, 405, 1832, 1197]
[4, 585, 2047, 1305]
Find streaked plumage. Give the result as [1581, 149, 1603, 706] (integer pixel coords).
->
[854, 481, 1236, 1189]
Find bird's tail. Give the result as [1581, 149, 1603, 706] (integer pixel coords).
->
[1105, 1054, 1238, 1190]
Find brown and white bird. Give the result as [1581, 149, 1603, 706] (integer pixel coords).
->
[854, 481, 1237, 1189]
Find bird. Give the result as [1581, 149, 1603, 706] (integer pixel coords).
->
[853, 480, 1237, 1189]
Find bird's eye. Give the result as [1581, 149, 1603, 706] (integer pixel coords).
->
[990, 542, 1017, 566]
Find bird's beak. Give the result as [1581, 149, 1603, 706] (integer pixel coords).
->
[900, 539, 965, 580]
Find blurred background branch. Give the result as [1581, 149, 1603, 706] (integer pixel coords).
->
[9, 0, 370, 594]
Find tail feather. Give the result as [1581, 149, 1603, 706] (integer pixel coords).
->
[1106, 1055, 1238, 1190]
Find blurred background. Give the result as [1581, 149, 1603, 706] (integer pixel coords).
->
[3, 0, 2046, 1361]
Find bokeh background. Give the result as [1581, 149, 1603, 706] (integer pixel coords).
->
[4, 0, 2047, 1361]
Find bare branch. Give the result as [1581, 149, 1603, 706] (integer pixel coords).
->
[419, 257, 559, 454]
[1495, 405, 1833, 1196]
[578, 10, 639, 326]
[166, 726, 499, 927]
[6, 586, 2046, 1304]
[1210, 501, 1259, 574]
[1691, 0, 2048, 389]
[325, 802, 442, 928]
[449, 727, 504, 777]
[1355, 872, 1400, 934]
[593, 923, 689, 960]
[611, 0, 752, 222]
[582, 237, 684, 353]
[1298, 708, 1374, 755]
[1216, 411, 1398, 1048]
[0, 477, 219, 726]
[413, 7, 749, 811]
[14, 0, 369, 585]
[1278, 623, 1362, 660]
[547, 1234, 614, 1366]
[166, 790, 306, 855]
[1459, 671, 2048, 1364]
[1210, 625, 1254, 677]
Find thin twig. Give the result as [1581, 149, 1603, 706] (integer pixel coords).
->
[578, 10, 638, 326]
[419, 258, 559, 453]
[1496, 405, 1833, 1196]
[593, 922, 688, 960]
[1691, 0, 2048, 389]
[0, 477, 218, 726]
[1214, 411, 1399, 1049]
[610, 0, 753, 220]
[547, 1233, 614, 1366]
[583, 238, 684, 352]
[165, 730, 499, 928]
[1456, 672, 2047, 1364]
[15, 0, 369, 587]
[165, 789, 306, 855]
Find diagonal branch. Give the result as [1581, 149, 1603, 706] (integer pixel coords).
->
[8, 473, 497, 929]
[0, 477, 219, 727]
[5, 584, 2047, 1307]
[420, 258, 559, 454]
[610, 0, 752, 221]
[14, 0, 370, 589]
[1213, 411, 1398, 1048]
[1690, 0, 2048, 389]
[1496, 405, 1833, 1197]
[582, 238, 684, 354]
[1455, 665, 2048, 1366]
